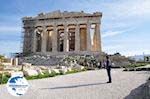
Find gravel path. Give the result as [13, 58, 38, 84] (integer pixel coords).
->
[0, 69, 149, 99]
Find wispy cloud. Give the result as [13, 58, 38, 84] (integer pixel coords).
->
[103, 43, 150, 56]
[101, 0, 150, 32]
[102, 30, 126, 38]
[102, 0, 150, 19]
[120, 49, 150, 56]
[103, 45, 123, 51]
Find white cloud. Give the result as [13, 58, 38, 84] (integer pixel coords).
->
[103, 45, 123, 51]
[103, 44, 150, 56]
[101, 0, 150, 32]
[120, 49, 150, 57]
[102, 44, 125, 55]
[102, 0, 150, 19]
[102, 40, 150, 56]
[102, 30, 126, 38]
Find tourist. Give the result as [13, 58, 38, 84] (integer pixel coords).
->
[105, 55, 112, 83]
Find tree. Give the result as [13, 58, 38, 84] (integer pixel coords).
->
[0, 55, 5, 63]
[114, 52, 121, 56]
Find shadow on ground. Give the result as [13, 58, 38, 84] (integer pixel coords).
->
[40, 82, 107, 90]
[124, 79, 150, 99]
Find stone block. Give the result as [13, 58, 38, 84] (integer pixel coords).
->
[36, 68, 44, 75]
[11, 71, 23, 77]
[51, 69, 60, 74]
[23, 69, 38, 76]
[72, 66, 84, 71]
[67, 67, 72, 72]
[59, 68, 68, 74]
[22, 62, 32, 67]
[39, 66, 48, 70]
[48, 69, 52, 74]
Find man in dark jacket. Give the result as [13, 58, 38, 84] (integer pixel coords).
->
[105, 55, 112, 83]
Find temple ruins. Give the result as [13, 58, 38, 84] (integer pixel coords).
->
[22, 10, 102, 56]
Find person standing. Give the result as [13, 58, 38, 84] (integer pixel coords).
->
[105, 55, 112, 83]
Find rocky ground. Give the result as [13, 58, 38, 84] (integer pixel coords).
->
[0, 69, 149, 99]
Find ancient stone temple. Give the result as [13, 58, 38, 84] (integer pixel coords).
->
[22, 10, 102, 55]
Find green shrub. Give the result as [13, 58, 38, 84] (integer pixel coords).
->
[42, 71, 50, 77]
[66, 68, 86, 74]
[23, 68, 87, 81]
[66, 70, 78, 74]
[26, 70, 58, 80]
[26, 75, 38, 80]
[59, 71, 65, 75]
[37, 74, 45, 79]
[0, 73, 11, 84]
[126, 63, 148, 68]
[0, 73, 2, 84]
[49, 71, 57, 77]
[0, 68, 87, 83]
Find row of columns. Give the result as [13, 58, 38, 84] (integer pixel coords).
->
[32, 23, 101, 53]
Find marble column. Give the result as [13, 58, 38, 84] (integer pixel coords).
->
[41, 27, 47, 53]
[86, 23, 92, 51]
[63, 24, 69, 52]
[32, 29, 37, 53]
[52, 25, 58, 53]
[95, 23, 102, 52]
[75, 24, 80, 51]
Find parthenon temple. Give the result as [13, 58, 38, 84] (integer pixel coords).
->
[22, 10, 102, 55]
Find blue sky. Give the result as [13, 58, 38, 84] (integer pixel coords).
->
[0, 0, 150, 57]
